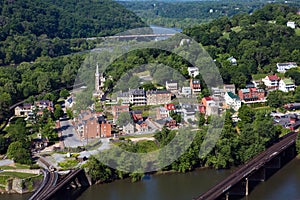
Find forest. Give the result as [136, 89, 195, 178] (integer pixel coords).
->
[119, 0, 300, 29]
[0, 0, 145, 65]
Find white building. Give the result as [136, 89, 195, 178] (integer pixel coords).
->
[227, 56, 237, 65]
[279, 78, 295, 92]
[188, 67, 199, 78]
[181, 87, 192, 96]
[277, 62, 297, 73]
[117, 89, 146, 105]
[262, 74, 280, 90]
[224, 92, 241, 111]
[287, 21, 296, 29]
[166, 80, 178, 92]
[123, 123, 135, 135]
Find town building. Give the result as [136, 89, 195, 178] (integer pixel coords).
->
[123, 123, 135, 135]
[165, 80, 178, 93]
[164, 103, 176, 111]
[76, 110, 111, 139]
[136, 121, 149, 133]
[131, 110, 143, 122]
[156, 107, 169, 120]
[276, 62, 297, 73]
[14, 103, 34, 116]
[181, 86, 192, 97]
[262, 74, 280, 90]
[117, 89, 147, 106]
[190, 79, 201, 94]
[188, 67, 199, 78]
[238, 88, 265, 103]
[146, 90, 172, 105]
[211, 87, 225, 97]
[93, 63, 106, 99]
[223, 84, 236, 94]
[111, 105, 130, 123]
[279, 78, 295, 92]
[224, 92, 241, 111]
[287, 21, 296, 29]
[227, 56, 237, 65]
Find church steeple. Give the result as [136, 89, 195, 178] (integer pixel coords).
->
[95, 63, 100, 91]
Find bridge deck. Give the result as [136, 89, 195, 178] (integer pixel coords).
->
[195, 131, 298, 200]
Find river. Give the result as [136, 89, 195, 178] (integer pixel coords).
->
[76, 158, 300, 200]
[1, 158, 299, 200]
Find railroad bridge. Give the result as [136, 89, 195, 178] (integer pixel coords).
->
[195, 131, 298, 200]
[28, 168, 90, 200]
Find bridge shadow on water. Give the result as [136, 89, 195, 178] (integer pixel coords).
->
[52, 186, 89, 200]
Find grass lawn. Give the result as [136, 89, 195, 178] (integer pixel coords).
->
[0, 163, 31, 170]
[0, 172, 36, 179]
[0, 176, 10, 185]
[58, 159, 79, 170]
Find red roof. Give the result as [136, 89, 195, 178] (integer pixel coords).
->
[268, 74, 280, 81]
[204, 96, 213, 101]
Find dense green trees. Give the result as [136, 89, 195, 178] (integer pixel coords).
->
[0, 0, 146, 65]
[184, 4, 300, 88]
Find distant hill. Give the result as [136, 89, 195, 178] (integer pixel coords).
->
[0, 0, 146, 65]
[0, 0, 146, 40]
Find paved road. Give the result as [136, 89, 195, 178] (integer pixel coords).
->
[0, 159, 14, 166]
[60, 120, 83, 148]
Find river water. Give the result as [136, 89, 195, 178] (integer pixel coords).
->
[1, 158, 299, 200]
[76, 158, 300, 200]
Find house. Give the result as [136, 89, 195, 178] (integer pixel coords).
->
[273, 113, 300, 131]
[131, 110, 143, 122]
[201, 96, 214, 108]
[123, 123, 135, 135]
[284, 103, 300, 110]
[65, 96, 74, 108]
[136, 121, 149, 133]
[14, 103, 33, 116]
[117, 89, 146, 105]
[181, 87, 192, 96]
[76, 110, 112, 139]
[223, 84, 236, 94]
[190, 79, 201, 94]
[35, 100, 54, 111]
[224, 92, 241, 111]
[187, 67, 199, 78]
[279, 78, 295, 92]
[287, 21, 296, 29]
[276, 62, 297, 73]
[166, 80, 178, 93]
[227, 56, 237, 65]
[211, 87, 225, 97]
[238, 88, 265, 103]
[182, 107, 196, 122]
[164, 103, 176, 111]
[111, 105, 130, 123]
[156, 107, 169, 120]
[262, 74, 280, 90]
[100, 121, 112, 138]
[147, 90, 172, 105]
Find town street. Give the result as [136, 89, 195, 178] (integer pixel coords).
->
[60, 120, 83, 148]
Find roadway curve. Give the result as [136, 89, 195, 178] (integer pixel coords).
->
[195, 132, 298, 200]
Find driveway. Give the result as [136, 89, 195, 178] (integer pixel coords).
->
[60, 120, 83, 148]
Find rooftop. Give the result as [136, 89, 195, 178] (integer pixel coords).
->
[282, 78, 294, 85]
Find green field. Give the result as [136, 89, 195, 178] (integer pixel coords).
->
[0, 172, 36, 179]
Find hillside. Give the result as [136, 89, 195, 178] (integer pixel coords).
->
[183, 4, 300, 89]
[0, 0, 146, 65]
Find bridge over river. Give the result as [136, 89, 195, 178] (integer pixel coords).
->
[195, 131, 298, 200]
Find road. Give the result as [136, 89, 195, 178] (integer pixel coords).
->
[60, 120, 83, 148]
